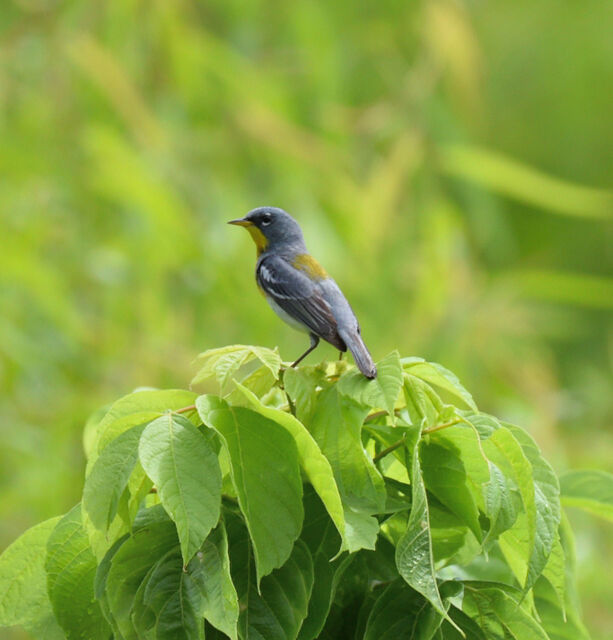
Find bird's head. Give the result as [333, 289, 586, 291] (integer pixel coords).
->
[228, 206, 305, 255]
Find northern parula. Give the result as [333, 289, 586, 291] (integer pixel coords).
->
[229, 206, 377, 378]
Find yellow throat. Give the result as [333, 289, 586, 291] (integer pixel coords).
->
[246, 225, 269, 255]
[230, 219, 269, 255]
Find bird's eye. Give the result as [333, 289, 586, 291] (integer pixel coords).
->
[260, 213, 272, 226]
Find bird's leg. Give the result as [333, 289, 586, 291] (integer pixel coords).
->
[291, 334, 320, 368]
[338, 351, 344, 361]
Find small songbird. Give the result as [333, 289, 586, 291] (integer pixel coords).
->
[229, 206, 377, 378]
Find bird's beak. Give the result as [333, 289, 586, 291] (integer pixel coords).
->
[228, 217, 253, 227]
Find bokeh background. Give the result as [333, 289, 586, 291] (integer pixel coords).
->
[1, 0, 612, 637]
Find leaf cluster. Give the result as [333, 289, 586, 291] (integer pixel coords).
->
[0, 345, 609, 639]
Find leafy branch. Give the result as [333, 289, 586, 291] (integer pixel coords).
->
[0, 344, 605, 640]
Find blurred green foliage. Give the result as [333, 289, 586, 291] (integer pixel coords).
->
[0, 0, 611, 637]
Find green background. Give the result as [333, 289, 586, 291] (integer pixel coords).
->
[1, 0, 611, 637]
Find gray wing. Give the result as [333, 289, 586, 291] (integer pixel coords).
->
[257, 255, 345, 349]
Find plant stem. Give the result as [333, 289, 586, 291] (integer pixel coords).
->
[422, 418, 461, 434]
[286, 392, 296, 417]
[373, 436, 406, 463]
[365, 410, 388, 423]
[372, 418, 462, 463]
[174, 404, 196, 414]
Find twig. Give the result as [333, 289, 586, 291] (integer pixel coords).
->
[372, 417, 462, 463]
[422, 418, 461, 435]
[174, 404, 196, 414]
[373, 435, 407, 463]
[364, 410, 388, 423]
[286, 392, 296, 417]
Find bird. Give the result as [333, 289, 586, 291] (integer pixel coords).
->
[228, 206, 377, 378]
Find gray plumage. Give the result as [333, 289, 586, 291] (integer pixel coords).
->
[229, 206, 377, 378]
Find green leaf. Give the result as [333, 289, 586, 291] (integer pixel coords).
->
[83, 423, 146, 531]
[82, 403, 111, 461]
[234, 383, 346, 547]
[0, 516, 64, 639]
[395, 428, 456, 629]
[462, 581, 550, 639]
[225, 364, 278, 403]
[105, 516, 179, 638]
[283, 365, 329, 424]
[248, 540, 315, 639]
[195, 523, 239, 640]
[192, 345, 281, 389]
[139, 413, 222, 564]
[466, 414, 536, 590]
[356, 595, 381, 640]
[324, 540, 400, 639]
[429, 505, 474, 565]
[309, 387, 385, 514]
[90, 389, 198, 466]
[132, 546, 204, 640]
[483, 462, 520, 543]
[441, 605, 487, 640]
[225, 511, 314, 640]
[420, 440, 482, 541]
[559, 469, 613, 522]
[425, 420, 495, 544]
[297, 553, 339, 640]
[403, 374, 441, 428]
[297, 486, 344, 640]
[343, 509, 380, 552]
[402, 359, 477, 411]
[316, 555, 371, 638]
[504, 423, 561, 591]
[541, 534, 566, 615]
[94, 533, 129, 601]
[45, 504, 110, 640]
[124, 463, 154, 526]
[556, 510, 586, 628]
[426, 422, 490, 497]
[197, 395, 304, 583]
[363, 580, 443, 639]
[82, 499, 131, 563]
[131, 562, 162, 635]
[133, 518, 238, 638]
[94, 534, 130, 638]
[94, 507, 173, 620]
[534, 578, 591, 640]
[338, 351, 403, 417]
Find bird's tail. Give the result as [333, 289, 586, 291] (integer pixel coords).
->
[340, 330, 377, 379]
